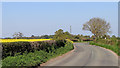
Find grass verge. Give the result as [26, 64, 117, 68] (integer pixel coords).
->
[89, 41, 119, 56]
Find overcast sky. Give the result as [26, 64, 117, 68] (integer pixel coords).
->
[2, 2, 118, 37]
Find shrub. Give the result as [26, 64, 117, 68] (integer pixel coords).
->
[2, 42, 31, 59]
[95, 39, 118, 45]
[2, 40, 66, 59]
[2, 40, 74, 67]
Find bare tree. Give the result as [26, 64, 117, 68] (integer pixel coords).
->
[82, 18, 111, 38]
[18, 32, 23, 38]
[13, 32, 23, 39]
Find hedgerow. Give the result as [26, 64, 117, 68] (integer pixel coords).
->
[95, 39, 118, 45]
[2, 40, 74, 67]
[2, 40, 66, 59]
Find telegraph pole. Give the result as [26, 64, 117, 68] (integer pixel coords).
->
[70, 26, 71, 33]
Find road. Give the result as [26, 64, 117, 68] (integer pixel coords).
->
[43, 43, 118, 67]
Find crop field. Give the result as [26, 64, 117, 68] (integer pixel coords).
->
[0, 39, 51, 42]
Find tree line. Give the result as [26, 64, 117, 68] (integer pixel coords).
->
[3, 17, 119, 40]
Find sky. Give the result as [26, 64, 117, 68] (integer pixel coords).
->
[2, 2, 118, 38]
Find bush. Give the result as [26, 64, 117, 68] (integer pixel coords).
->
[95, 39, 118, 45]
[2, 40, 67, 59]
[2, 40, 74, 67]
[2, 42, 31, 59]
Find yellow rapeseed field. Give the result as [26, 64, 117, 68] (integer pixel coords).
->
[1, 39, 51, 43]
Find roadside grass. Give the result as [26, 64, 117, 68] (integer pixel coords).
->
[89, 41, 119, 56]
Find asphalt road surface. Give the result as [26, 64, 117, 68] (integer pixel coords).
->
[44, 43, 118, 67]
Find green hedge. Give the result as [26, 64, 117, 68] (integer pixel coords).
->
[2, 40, 66, 59]
[95, 39, 118, 45]
[90, 41, 119, 56]
[2, 40, 74, 67]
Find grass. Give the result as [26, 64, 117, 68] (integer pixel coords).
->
[89, 41, 119, 56]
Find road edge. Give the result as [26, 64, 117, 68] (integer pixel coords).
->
[89, 45, 118, 57]
[89, 44, 119, 67]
